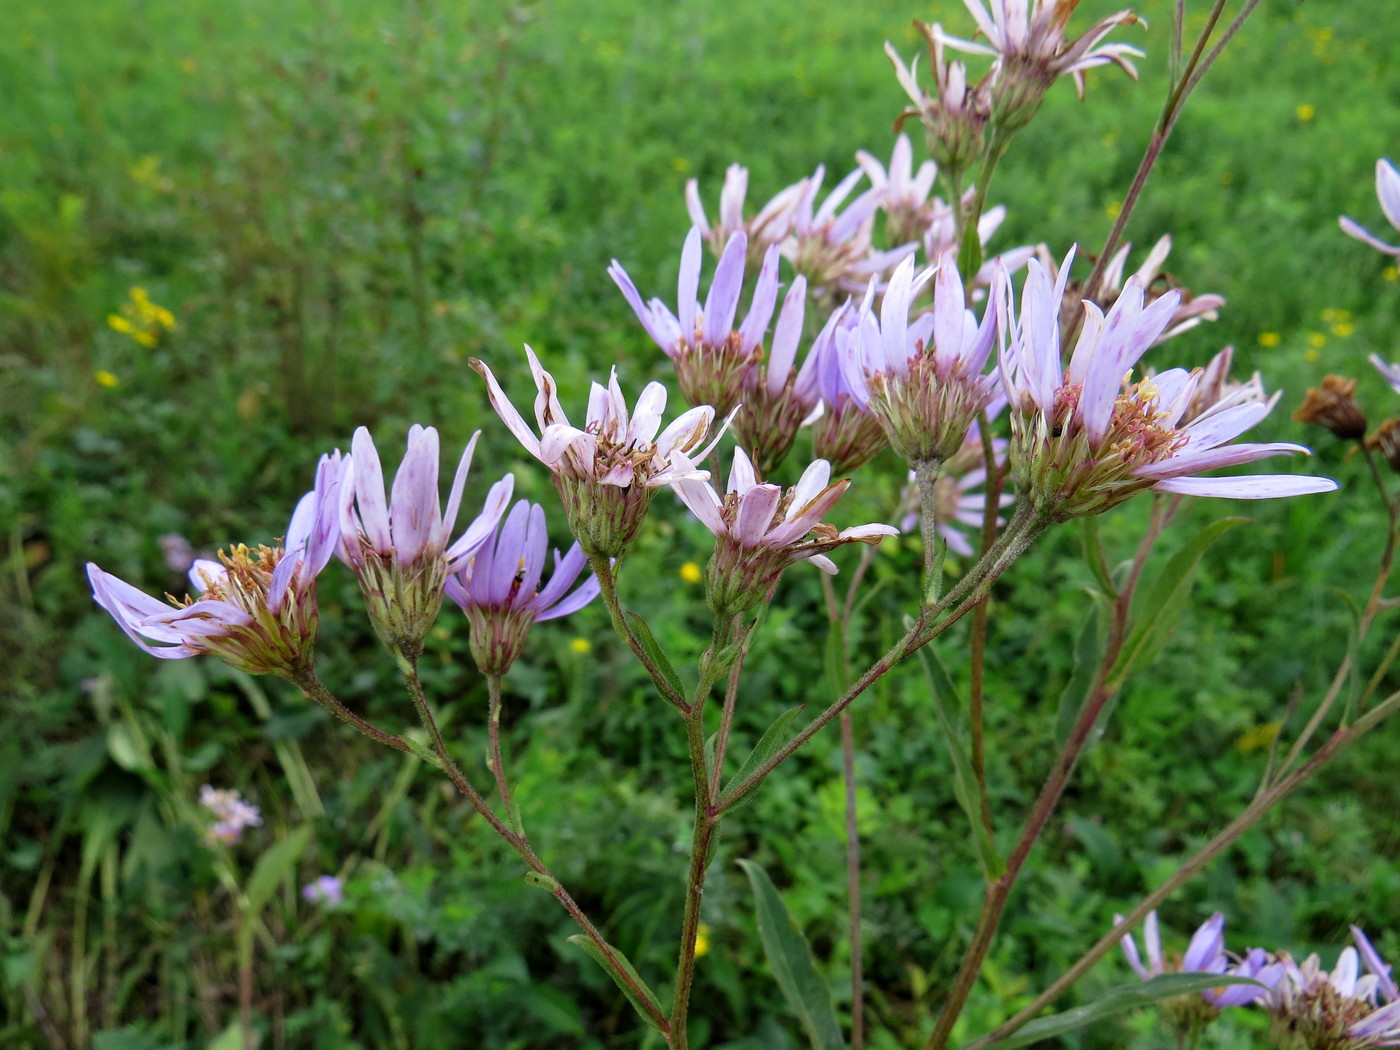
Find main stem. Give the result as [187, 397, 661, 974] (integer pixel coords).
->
[589, 552, 689, 711]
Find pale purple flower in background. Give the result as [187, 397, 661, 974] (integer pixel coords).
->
[783, 164, 915, 294]
[1000, 247, 1337, 520]
[158, 533, 195, 575]
[685, 163, 808, 269]
[471, 347, 724, 557]
[1340, 160, 1400, 256]
[673, 448, 897, 614]
[925, 200, 1037, 295]
[446, 500, 600, 675]
[339, 425, 513, 658]
[856, 134, 942, 248]
[1174, 345, 1276, 426]
[936, 0, 1143, 118]
[609, 230, 788, 416]
[302, 875, 345, 907]
[200, 785, 263, 847]
[1371, 354, 1400, 396]
[899, 424, 1011, 557]
[88, 452, 348, 678]
[1116, 911, 1276, 1007]
[796, 302, 891, 474]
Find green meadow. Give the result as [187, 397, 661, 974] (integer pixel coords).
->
[5, 0, 1400, 1046]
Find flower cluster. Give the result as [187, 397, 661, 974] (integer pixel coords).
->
[200, 785, 263, 847]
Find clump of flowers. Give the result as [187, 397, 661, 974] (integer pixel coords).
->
[107, 286, 177, 348]
[200, 786, 263, 846]
[445, 500, 600, 677]
[1261, 928, 1400, 1050]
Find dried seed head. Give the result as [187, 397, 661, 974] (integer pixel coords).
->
[1294, 375, 1369, 441]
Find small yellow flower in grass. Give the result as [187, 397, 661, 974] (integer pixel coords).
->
[1104, 200, 1122, 219]
[1307, 331, 1328, 349]
[94, 370, 119, 388]
[569, 637, 591, 655]
[1332, 321, 1355, 338]
[1385, 266, 1399, 282]
[1305, 348, 1321, 363]
[671, 157, 691, 174]
[694, 923, 710, 958]
[1321, 308, 1351, 323]
[1235, 720, 1282, 754]
[108, 286, 176, 348]
[679, 561, 703, 584]
[1296, 103, 1315, 123]
[1258, 332, 1282, 348]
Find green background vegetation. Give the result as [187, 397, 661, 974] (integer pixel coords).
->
[4, 0, 1400, 1046]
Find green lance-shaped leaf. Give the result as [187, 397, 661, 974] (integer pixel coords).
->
[565, 935, 666, 1033]
[626, 610, 689, 698]
[1108, 518, 1248, 692]
[917, 649, 1004, 881]
[737, 859, 845, 1050]
[245, 825, 313, 918]
[720, 705, 806, 812]
[972, 973, 1265, 1050]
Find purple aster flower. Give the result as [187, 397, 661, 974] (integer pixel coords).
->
[302, 875, 345, 907]
[999, 247, 1337, 521]
[797, 302, 891, 475]
[445, 500, 600, 676]
[1372, 354, 1400, 396]
[471, 347, 725, 558]
[783, 164, 916, 295]
[855, 253, 1002, 468]
[340, 425, 514, 660]
[673, 448, 897, 614]
[609, 229, 786, 417]
[856, 134, 942, 248]
[200, 785, 263, 846]
[886, 28, 991, 176]
[1340, 160, 1400, 256]
[685, 164, 808, 270]
[936, 0, 1143, 127]
[88, 452, 348, 678]
[1262, 938, 1400, 1049]
[925, 201, 1037, 297]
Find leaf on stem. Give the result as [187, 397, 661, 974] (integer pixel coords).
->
[916, 649, 1004, 881]
[736, 859, 845, 1050]
[245, 824, 312, 918]
[1108, 518, 1248, 691]
[721, 705, 806, 812]
[972, 973, 1265, 1050]
[626, 610, 690, 698]
[565, 934, 666, 1033]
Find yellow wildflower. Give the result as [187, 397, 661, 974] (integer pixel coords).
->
[694, 923, 711, 958]
[680, 562, 703, 584]
[1257, 332, 1282, 348]
[1296, 103, 1315, 123]
[94, 370, 120, 388]
[569, 638, 592, 655]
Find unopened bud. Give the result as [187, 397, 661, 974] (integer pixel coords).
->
[1293, 375, 1368, 440]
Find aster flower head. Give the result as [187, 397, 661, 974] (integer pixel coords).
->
[445, 500, 600, 676]
[783, 164, 916, 295]
[1000, 247, 1337, 522]
[1262, 936, 1400, 1050]
[88, 451, 348, 678]
[472, 347, 724, 559]
[610, 230, 789, 419]
[936, 0, 1143, 129]
[856, 134, 942, 248]
[857, 253, 1002, 468]
[302, 875, 345, 907]
[732, 268, 814, 477]
[339, 426, 514, 661]
[1340, 159, 1400, 256]
[886, 27, 991, 177]
[673, 448, 897, 615]
[685, 163, 808, 269]
[798, 302, 892, 474]
[200, 785, 263, 847]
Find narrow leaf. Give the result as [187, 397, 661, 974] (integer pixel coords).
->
[245, 825, 312, 918]
[1079, 518, 1119, 599]
[973, 974, 1265, 1050]
[1109, 518, 1248, 690]
[566, 934, 666, 1033]
[626, 610, 689, 698]
[737, 859, 844, 1050]
[721, 705, 806, 811]
[917, 650, 1003, 881]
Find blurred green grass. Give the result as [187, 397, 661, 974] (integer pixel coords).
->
[4, 0, 1400, 1046]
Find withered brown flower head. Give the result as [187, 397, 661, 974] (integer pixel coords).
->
[1294, 375, 1368, 441]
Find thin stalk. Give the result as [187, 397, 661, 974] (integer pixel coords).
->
[670, 616, 738, 1047]
[841, 710, 866, 1050]
[914, 458, 946, 601]
[922, 501, 1167, 1050]
[589, 553, 689, 711]
[970, 420, 1009, 841]
[709, 615, 747, 805]
[237, 906, 255, 1050]
[485, 675, 519, 832]
[291, 668, 415, 755]
[967, 687, 1400, 1050]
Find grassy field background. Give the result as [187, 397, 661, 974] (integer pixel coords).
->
[5, 0, 1400, 1046]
